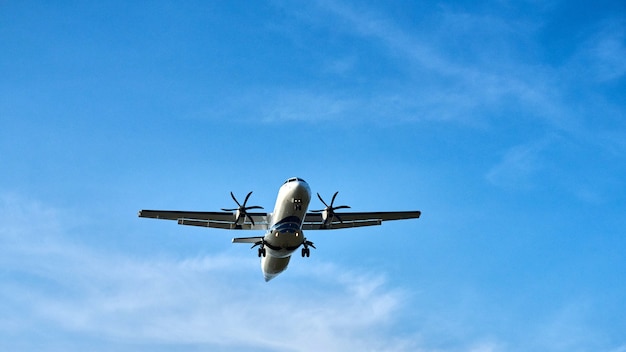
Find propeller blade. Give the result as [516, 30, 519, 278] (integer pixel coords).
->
[230, 192, 241, 207]
[317, 193, 329, 207]
[330, 191, 339, 207]
[243, 191, 253, 207]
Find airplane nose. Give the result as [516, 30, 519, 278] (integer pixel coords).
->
[295, 180, 311, 193]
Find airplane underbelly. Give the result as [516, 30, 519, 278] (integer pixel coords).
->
[265, 231, 302, 258]
[261, 255, 291, 281]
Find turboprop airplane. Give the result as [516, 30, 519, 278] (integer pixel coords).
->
[138, 177, 421, 281]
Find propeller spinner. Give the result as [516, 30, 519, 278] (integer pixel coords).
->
[221, 191, 263, 225]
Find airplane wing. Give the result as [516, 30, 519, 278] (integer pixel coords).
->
[302, 211, 421, 230]
[138, 210, 270, 230]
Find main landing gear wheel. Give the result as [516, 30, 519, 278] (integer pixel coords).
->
[252, 240, 267, 257]
[301, 239, 315, 257]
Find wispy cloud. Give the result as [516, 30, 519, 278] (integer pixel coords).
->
[296, 2, 626, 198]
[258, 90, 357, 123]
[3, 190, 624, 350]
[485, 138, 552, 190]
[268, 1, 625, 145]
[571, 18, 626, 82]
[0, 194, 417, 351]
[291, 1, 562, 125]
[208, 0, 626, 162]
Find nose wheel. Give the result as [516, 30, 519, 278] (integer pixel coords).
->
[252, 240, 267, 257]
[301, 240, 315, 257]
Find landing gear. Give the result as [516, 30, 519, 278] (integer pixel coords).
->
[252, 240, 266, 257]
[301, 239, 315, 257]
[258, 247, 266, 257]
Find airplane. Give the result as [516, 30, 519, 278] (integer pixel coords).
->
[138, 177, 421, 281]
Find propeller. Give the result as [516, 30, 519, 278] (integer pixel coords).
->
[312, 192, 350, 224]
[221, 191, 264, 225]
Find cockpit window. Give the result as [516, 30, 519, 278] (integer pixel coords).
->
[284, 177, 306, 184]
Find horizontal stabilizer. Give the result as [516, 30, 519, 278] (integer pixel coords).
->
[232, 236, 264, 244]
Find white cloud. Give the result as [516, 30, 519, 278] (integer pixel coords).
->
[205, 0, 624, 150]
[256, 1, 574, 133]
[277, 0, 625, 156]
[4, 193, 621, 352]
[0, 194, 417, 351]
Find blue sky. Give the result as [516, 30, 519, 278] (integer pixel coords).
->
[1, 1, 625, 351]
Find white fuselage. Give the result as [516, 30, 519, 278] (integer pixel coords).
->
[261, 178, 311, 281]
